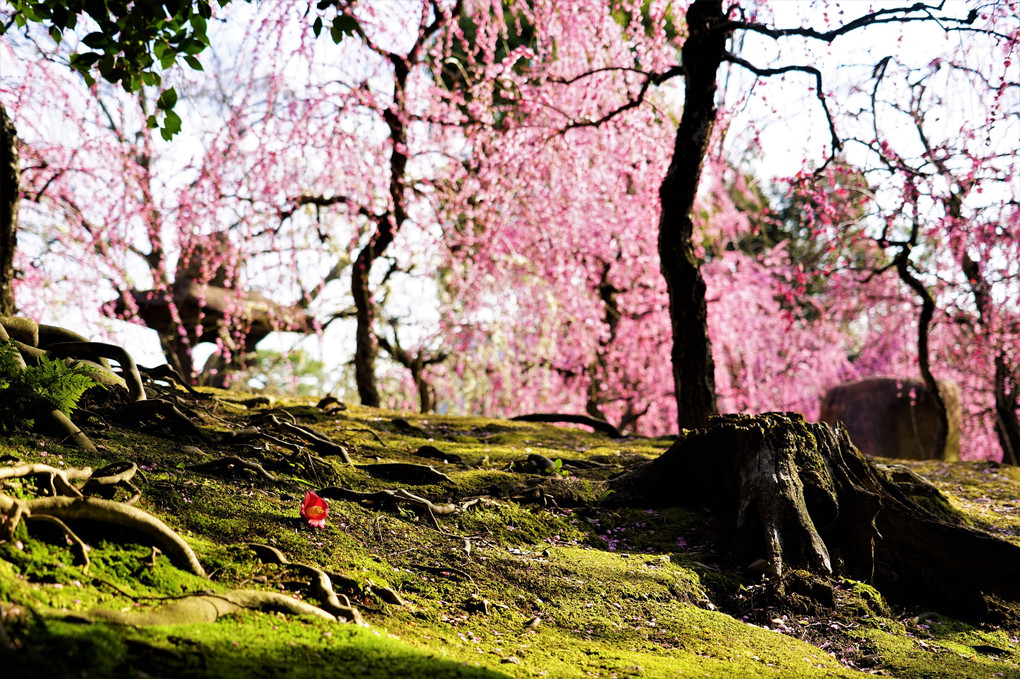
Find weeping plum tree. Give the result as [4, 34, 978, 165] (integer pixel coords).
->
[854, 53, 1020, 463]
[1, 1, 469, 397]
[2, 23, 329, 381]
[437, 0, 1018, 450]
[428, 0, 1020, 613]
[4, 0, 1020, 623]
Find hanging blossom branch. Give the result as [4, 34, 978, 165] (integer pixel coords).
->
[721, 52, 841, 154]
[277, 194, 381, 224]
[551, 65, 684, 131]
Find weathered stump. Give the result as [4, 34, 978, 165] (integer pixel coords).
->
[609, 412, 1020, 619]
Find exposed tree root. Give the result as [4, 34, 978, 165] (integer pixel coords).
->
[414, 445, 462, 465]
[247, 543, 365, 623]
[356, 462, 451, 484]
[45, 341, 146, 402]
[0, 495, 205, 577]
[80, 461, 141, 504]
[82, 589, 337, 626]
[249, 414, 354, 463]
[187, 456, 279, 483]
[410, 564, 474, 583]
[317, 486, 480, 529]
[0, 463, 92, 498]
[511, 413, 623, 438]
[608, 412, 1020, 620]
[32, 407, 98, 454]
[138, 363, 209, 397]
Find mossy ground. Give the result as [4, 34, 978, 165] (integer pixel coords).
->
[2, 393, 1020, 678]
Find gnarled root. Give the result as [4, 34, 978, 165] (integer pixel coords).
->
[608, 412, 1020, 620]
[317, 486, 480, 529]
[1, 495, 205, 577]
[248, 543, 365, 623]
[83, 589, 337, 626]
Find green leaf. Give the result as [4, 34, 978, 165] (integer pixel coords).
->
[312, 16, 323, 37]
[191, 14, 207, 36]
[160, 110, 182, 140]
[0, 339, 100, 431]
[180, 36, 205, 55]
[146, 114, 159, 129]
[141, 70, 161, 86]
[330, 14, 359, 43]
[69, 52, 100, 70]
[157, 87, 178, 111]
[184, 55, 203, 71]
[81, 31, 108, 49]
[20, 4, 40, 23]
[48, 25, 62, 44]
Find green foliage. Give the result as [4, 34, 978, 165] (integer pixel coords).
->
[609, 0, 682, 43]
[435, 2, 539, 126]
[1, 0, 223, 139]
[240, 348, 327, 396]
[1, 1, 361, 140]
[0, 339, 99, 431]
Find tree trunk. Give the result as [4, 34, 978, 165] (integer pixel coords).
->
[352, 50, 410, 408]
[894, 245, 949, 458]
[960, 251, 1020, 465]
[994, 355, 1020, 466]
[609, 412, 1020, 620]
[351, 222, 395, 408]
[658, 0, 728, 431]
[0, 101, 19, 317]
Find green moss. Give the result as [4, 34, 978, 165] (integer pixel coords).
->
[838, 579, 889, 618]
[851, 622, 1020, 678]
[6, 400, 1020, 678]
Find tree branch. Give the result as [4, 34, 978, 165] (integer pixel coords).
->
[728, 2, 978, 42]
[554, 65, 684, 131]
[723, 52, 841, 153]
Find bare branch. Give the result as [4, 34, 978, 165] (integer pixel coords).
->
[555, 65, 684, 132]
[723, 52, 841, 153]
[728, 2, 979, 42]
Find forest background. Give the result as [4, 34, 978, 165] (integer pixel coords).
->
[0, 0, 1017, 460]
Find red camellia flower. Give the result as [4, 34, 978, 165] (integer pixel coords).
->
[300, 490, 328, 529]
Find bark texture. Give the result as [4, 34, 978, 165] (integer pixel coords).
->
[610, 412, 1020, 620]
[0, 101, 19, 317]
[658, 0, 728, 431]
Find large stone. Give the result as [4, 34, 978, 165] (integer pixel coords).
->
[819, 377, 960, 461]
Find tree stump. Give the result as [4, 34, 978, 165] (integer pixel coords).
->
[608, 412, 1020, 620]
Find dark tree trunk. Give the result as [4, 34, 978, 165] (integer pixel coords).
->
[0, 101, 19, 317]
[960, 251, 1020, 465]
[609, 413, 1020, 620]
[349, 5, 462, 408]
[351, 226, 392, 408]
[351, 57, 409, 408]
[993, 354, 1020, 466]
[892, 235, 949, 458]
[658, 0, 728, 431]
